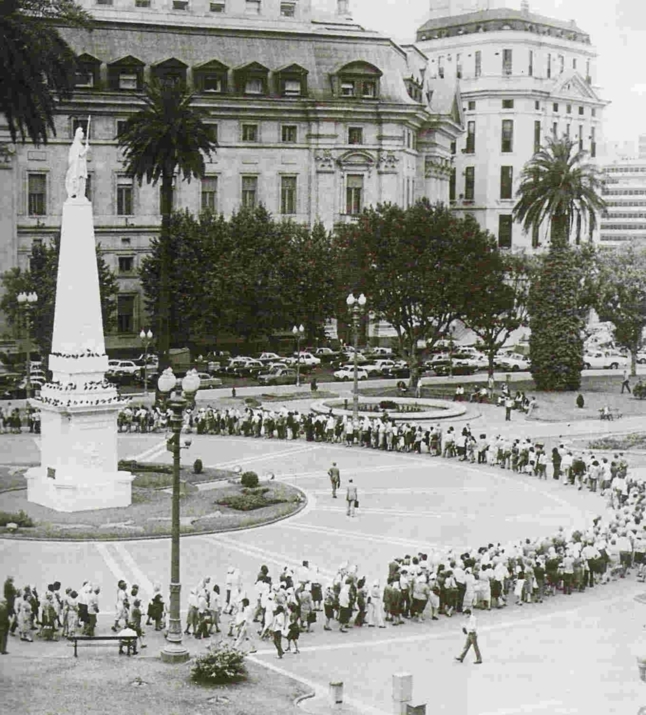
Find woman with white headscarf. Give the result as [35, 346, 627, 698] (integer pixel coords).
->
[366, 579, 385, 627]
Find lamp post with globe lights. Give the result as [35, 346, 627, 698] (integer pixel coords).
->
[292, 324, 305, 386]
[156, 367, 200, 664]
[17, 292, 38, 398]
[139, 328, 154, 395]
[346, 293, 367, 427]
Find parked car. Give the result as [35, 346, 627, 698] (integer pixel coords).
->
[314, 347, 341, 362]
[195, 372, 223, 389]
[107, 359, 140, 375]
[363, 359, 397, 377]
[333, 352, 369, 369]
[432, 362, 477, 377]
[495, 352, 531, 372]
[366, 346, 393, 357]
[222, 358, 264, 377]
[333, 365, 369, 381]
[258, 352, 283, 364]
[285, 351, 321, 368]
[384, 360, 411, 379]
[582, 351, 627, 370]
[257, 366, 299, 386]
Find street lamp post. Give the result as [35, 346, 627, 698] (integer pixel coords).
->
[292, 324, 304, 387]
[346, 293, 367, 426]
[17, 292, 38, 399]
[139, 328, 154, 395]
[157, 367, 200, 664]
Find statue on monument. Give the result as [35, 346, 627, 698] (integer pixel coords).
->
[65, 124, 90, 200]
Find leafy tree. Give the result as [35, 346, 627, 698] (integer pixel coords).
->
[596, 243, 646, 375]
[0, 236, 118, 358]
[0, 0, 92, 145]
[513, 137, 605, 247]
[462, 252, 531, 377]
[335, 200, 495, 388]
[527, 244, 596, 391]
[139, 207, 338, 350]
[118, 79, 218, 368]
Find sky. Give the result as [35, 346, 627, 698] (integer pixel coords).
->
[349, 0, 646, 145]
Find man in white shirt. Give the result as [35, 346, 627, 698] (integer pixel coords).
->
[455, 609, 483, 664]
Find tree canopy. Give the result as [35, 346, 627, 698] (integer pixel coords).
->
[513, 137, 605, 247]
[596, 243, 646, 375]
[0, 236, 118, 358]
[334, 200, 497, 386]
[0, 0, 92, 145]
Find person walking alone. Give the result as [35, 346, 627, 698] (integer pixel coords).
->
[346, 479, 358, 517]
[455, 609, 483, 664]
[621, 369, 631, 394]
[328, 462, 340, 499]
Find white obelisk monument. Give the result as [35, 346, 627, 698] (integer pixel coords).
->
[26, 125, 133, 512]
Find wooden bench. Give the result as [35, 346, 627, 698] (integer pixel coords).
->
[68, 634, 138, 657]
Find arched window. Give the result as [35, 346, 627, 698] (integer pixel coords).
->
[335, 61, 382, 100]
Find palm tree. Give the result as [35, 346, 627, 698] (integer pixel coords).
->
[0, 0, 92, 145]
[118, 79, 218, 368]
[513, 137, 605, 247]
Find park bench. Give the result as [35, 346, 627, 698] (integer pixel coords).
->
[599, 407, 622, 421]
[68, 634, 138, 657]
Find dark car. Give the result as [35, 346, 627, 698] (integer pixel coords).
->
[257, 367, 298, 386]
[432, 363, 477, 377]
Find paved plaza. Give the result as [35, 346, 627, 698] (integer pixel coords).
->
[2, 390, 646, 714]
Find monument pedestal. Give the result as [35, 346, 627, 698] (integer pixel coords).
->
[27, 196, 134, 512]
[26, 400, 132, 512]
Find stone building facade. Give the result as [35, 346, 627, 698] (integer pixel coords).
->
[600, 160, 646, 248]
[0, 0, 463, 350]
[415, 0, 607, 250]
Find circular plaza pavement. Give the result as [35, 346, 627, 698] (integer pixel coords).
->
[3, 402, 646, 714]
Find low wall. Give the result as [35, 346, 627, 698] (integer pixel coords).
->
[309, 396, 467, 422]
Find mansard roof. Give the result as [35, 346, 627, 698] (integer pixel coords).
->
[417, 8, 590, 45]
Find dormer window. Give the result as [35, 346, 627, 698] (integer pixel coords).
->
[152, 58, 187, 88]
[276, 64, 308, 98]
[194, 60, 228, 94]
[336, 61, 382, 101]
[234, 62, 269, 96]
[280, 1, 296, 16]
[75, 54, 100, 89]
[108, 56, 145, 91]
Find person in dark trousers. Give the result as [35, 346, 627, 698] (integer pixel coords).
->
[621, 370, 631, 394]
[0, 597, 9, 654]
[455, 609, 483, 664]
[328, 462, 340, 498]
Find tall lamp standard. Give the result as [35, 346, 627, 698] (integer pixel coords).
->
[139, 328, 154, 395]
[156, 367, 200, 664]
[346, 293, 367, 426]
[17, 292, 38, 399]
[292, 324, 305, 387]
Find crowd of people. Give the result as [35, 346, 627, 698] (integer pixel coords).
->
[2, 454, 645, 658]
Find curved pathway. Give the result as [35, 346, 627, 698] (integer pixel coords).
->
[2, 389, 646, 715]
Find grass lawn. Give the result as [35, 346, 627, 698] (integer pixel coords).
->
[0, 653, 309, 715]
[0, 478, 304, 540]
[363, 374, 646, 423]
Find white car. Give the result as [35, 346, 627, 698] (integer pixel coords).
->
[495, 353, 531, 372]
[368, 346, 393, 357]
[286, 352, 321, 367]
[582, 351, 627, 370]
[333, 365, 369, 381]
[363, 359, 397, 376]
[107, 359, 140, 375]
[258, 352, 282, 364]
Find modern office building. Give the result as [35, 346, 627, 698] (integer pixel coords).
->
[0, 0, 463, 350]
[415, 0, 607, 250]
[600, 159, 646, 247]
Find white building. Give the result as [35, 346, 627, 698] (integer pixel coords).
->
[600, 159, 646, 248]
[415, 0, 607, 250]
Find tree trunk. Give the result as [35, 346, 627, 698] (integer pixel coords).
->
[487, 350, 496, 378]
[158, 172, 173, 371]
[550, 212, 569, 248]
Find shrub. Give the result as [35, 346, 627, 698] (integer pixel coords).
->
[132, 473, 173, 489]
[190, 643, 246, 684]
[216, 493, 277, 511]
[0, 510, 34, 527]
[119, 460, 173, 474]
[576, 394, 585, 409]
[379, 400, 398, 411]
[193, 459, 203, 474]
[244, 397, 261, 408]
[241, 471, 259, 488]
